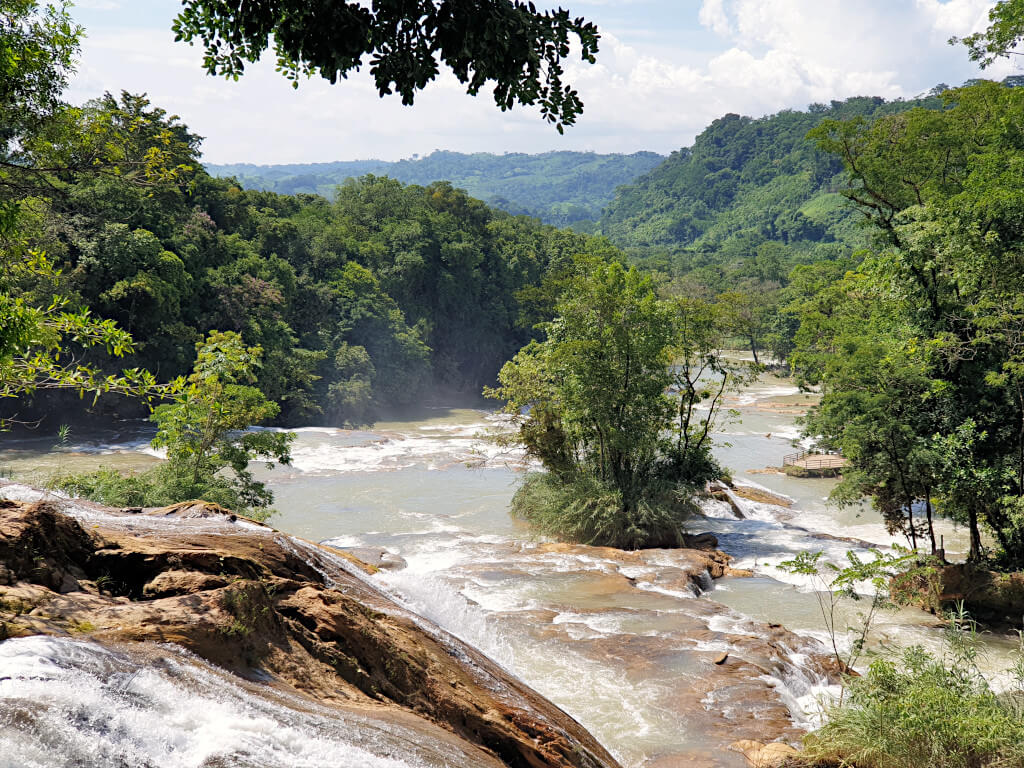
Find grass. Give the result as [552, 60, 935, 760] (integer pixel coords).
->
[50, 465, 275, 522]
[510, 472, 699, 549]
[800, 612, 1024, 768]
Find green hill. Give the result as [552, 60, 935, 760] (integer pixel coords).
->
[207, 150, 664, 227]
[598, 94, 948, 286]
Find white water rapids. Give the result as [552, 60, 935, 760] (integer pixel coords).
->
[1, 374, 1020, 767]
[0, 635, 483, 768]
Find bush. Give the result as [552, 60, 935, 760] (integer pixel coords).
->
[51, 464, 275, 522]
[510, 472, 699, 549]
[802, 615, 1024, 768]
[51, 468, 163, 508]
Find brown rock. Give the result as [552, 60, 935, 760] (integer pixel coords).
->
[895, 562, 1024, 629]
[142, 570, 230, 598]
[0, 497, 619, 768]
[730, 740, 799, 768]
[684, 532, 719, 551]
[713, 651, 729, 665]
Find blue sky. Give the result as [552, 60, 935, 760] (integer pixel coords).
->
[66, 1, 1015, 164]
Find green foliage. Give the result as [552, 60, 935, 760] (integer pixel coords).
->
[792, 81, 1024, 567]
[171, 0, 600, 132]
[957, 0, 1024, 68]
[802, 610, 1024, 768]
[207, 150, 665, 226]
[55, 332, 296, 521]
[0, 5, 183, 421]
[0, 0, 81, 220]
[778, 549, 917, 681]
[149, 331, 294, 516]
[53, 466, 169, 508]
[489, 257, 749, 548]
[7, 115, 618, 427]
[598, 96, 943, 269]
[510, 472, 698, 550]
[55, 331, 292, 520]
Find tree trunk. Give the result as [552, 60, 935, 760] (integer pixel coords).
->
[924, 492, 936, 555]
[905, 495, 918, 552]
[968, 508, 983, 562]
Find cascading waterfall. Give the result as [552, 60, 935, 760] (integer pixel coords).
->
[0, 636, 452, 768]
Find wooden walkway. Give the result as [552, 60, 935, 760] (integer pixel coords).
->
[783, 451, 847, 470]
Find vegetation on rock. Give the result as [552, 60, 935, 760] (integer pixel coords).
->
[55, 332, 293, 519]
[797, 608, 1024, 768]
[487, 257, 752, 548]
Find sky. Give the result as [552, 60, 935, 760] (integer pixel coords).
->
[66, 0, 1018, 165]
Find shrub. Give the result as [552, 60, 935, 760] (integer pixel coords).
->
[510, 472, 699, 549]
[802, 613, 1024, 768]
[50, 464, 276, 522]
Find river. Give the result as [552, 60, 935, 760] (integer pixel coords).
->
[0, 373, 1019, 767]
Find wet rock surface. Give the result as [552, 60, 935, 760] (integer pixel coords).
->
[413, 537, 842, 767]
[0, 495, 619, 768]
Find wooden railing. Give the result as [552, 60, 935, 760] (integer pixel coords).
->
[783, 450, 844, 469]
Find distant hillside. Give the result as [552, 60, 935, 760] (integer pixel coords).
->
[598, 93, 950, 285]
[207, 150, 664, 227]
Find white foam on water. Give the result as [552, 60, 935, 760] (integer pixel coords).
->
[760, 672, 841, 731]
[635, 581, 699, 599]
[374, 552, 693, 765]
[138, 445, 167, 459]
[63, 438, 153, 455]
[287, 432, 528, 475]
[771, 425, 803, 441]
[319, 534, 365, 548]
[733, 385, 802, 406]
[706, 611, 757, 637]
[0, 636, 447, 768]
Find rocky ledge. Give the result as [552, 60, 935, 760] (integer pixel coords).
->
[0, 493, 620, 768]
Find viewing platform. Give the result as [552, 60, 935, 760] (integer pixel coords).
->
[782, 450, 846, 477]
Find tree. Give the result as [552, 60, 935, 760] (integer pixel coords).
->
[1, 4, 195, 422]
[1, 0, 80, 227]
[0, 248, 167, 422]
[171, 0, 600, 132]
[956, 0, 1024, 67]
[149, 331, 294, 517]
[796, 81, 1024, 566]
[487, 257, 744, 548]
[718, 283, 777, 366]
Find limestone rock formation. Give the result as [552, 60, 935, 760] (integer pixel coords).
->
[0, 496, 620, 768]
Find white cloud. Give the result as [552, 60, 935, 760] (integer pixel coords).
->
[65, 2, 1014, 164]
[73, 0, 120, 9]
[698, 0, 732, 36]
[915, 0, 992, 36]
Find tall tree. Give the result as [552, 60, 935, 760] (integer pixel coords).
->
[956, 0, 1024, 67]
[797, 81, 1024, 566]
[1, 2, 176, 419]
